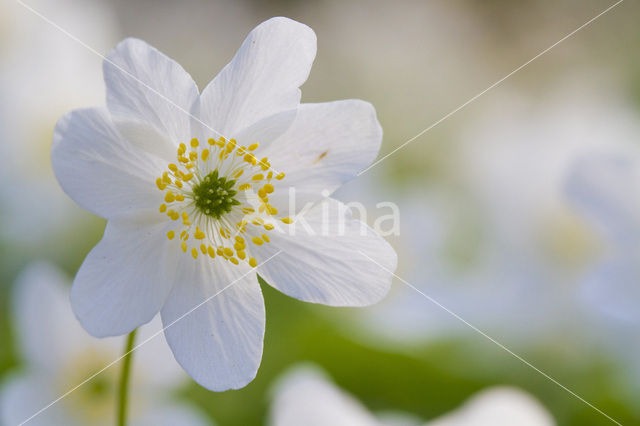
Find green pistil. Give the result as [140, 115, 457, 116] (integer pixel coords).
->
[192, 170, 241, 218]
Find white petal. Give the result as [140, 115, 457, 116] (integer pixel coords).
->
[265, 100, 382, 210]
[71, 218, 180, 337]
[52, 107, 164, 220]
[0, 373, 70, 426]
[197, 17, 316, 137]
[13, 263, 89, 371]
[426, 387, 555, 426]
[255, 198, 396, 306]
[269, 365, 379, 426]
[104, 38, 198, 160]
[161, 259, 264, 391]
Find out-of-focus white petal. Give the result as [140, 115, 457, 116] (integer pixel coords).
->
[266, 100, 382, 209]
[160, 259, 264, 391]
[71, 218, 180, 337]
[0, 373, 71, 426]
[51, 107, 164, 220]
[104, 38, 198, 161]
[566, 153, 640, 244]
[269, 365, 380, 426]
[255, 198, 396, 306]
[197, 17, 316, 137]
[425, 387, 555, 426]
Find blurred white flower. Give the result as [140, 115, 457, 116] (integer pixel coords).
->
[357, 80, 640, 344]
[0, 262, 210, 426]
[51, 17, 396, 390]
[566, 151, 640, 324]
[0, 0, 117, 246]
[268, 365, 554, 426]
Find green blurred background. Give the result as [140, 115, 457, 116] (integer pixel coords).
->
[2, 0, 640, 424]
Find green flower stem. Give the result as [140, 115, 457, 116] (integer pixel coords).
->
[117, 328, 137, 426]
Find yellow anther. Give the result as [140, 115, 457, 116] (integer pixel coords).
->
[159, 204, 167, 213]
[208, 138, 216, 146]
[260, 157, 270, 170]
[190, 138, 199, 148]
[281, 217, 293, 224]
[167, 210, 179, 220]
[189, 151, 197, 161]
[248, 143, 259, 151]
[207, 246, 216, 258]
[175, 194, 185, 202]
[267, 171, 273, 179]
[237, 250, 246, 260]
[242, 207, 255, 214]
[200, 244, 207, 254]
[167, 231, 175, 240]
[276, 172, 285, 180]
[244, 153, 257, 165]
[180, 230, 188, 240]
[182, 173, 194, 182]
[229, 257, 239, 265]
[156, 178, 166, 190]
[262, 233, 270, 243]
[181, 242, 188, 252]
[175, 180, 183, 189]
[263, 184, 274, 193]
[233, 169, 244, 178]
[234, 242, 243, 251]
[185, 163, 195, 169]
[162, 172, 171, 184]
[216, 248, 224, 256]
[249, 258, 257, 267]
[223, 248, 234, 257]
[191, 248, 198, 259]
[216, 139, 225, 148]
[202, 149, 209, 161]
[168, 163, 178, 172]
[238, 183, 251, 191]
[178, 143, 186, 155]
[252, 217, 264, 225]
[235, 236, 245, 244]
[258, 189, 267, 199]
[164, 192, 175, 203]
[236, 147, 246, 155]
[259, 204, 266, 213]
[179, 156, 189, 163]
[251, 236, 264, 246]
[194, 228, 206, 240]
[226, 139, 236, 152]
[182, 212, 189, 221]
[268, 205, 278, 215]
[264, 223, 274, 230]
[252, 174, 264, 181]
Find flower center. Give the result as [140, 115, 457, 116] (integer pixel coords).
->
[192, 170, 240, 218]
[155, 137, 293, 266]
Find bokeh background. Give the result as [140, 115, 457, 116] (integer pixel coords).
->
[2, 0, 640, 424]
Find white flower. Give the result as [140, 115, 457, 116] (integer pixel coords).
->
[268, 365, 554, 426]
[0, 262, 210, 426]
[51, 17, 397, 391]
